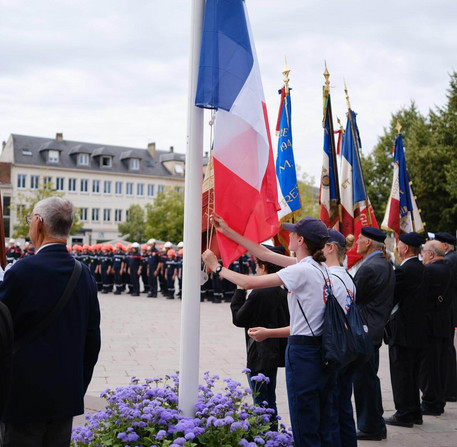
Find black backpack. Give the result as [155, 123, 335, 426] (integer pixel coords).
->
[297, 267, 358, 372]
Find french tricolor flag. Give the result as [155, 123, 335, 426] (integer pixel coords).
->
[195, 0, 279, 266]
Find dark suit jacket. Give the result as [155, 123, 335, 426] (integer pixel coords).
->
[0, 244, 101, 423]
[354, 251, 395, 345]
[444, 250, 457, 324]
[423, 259, 453, 338]
[231, 287, 289, 372]
[387, 257, 427, 348]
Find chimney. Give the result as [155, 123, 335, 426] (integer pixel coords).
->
[2, 141, 5, 151]
[56, 132, 63, 142]
[147, 141, 156, 158]
[169, 145, 174, 153]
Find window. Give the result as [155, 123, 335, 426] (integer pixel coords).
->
[78, 153, 89, 166]
[126, 182, 133, 196]
[92, 208, 100, 221]
[43, 176, 52, 190]
[48, 150, 59, 163]
[80, 208, 88, 221]
[129, 158, 140, 170]
[175, 164, 184, 175]
[101, 156, 112, 168]
[30, 175, 39, 190]
[92, 180, 100, 194]
[126, 209, 130, 220]
[158, 185, 165, 193]
[115, 209, 122, 222]
[137, 183, 144, 196]
[68, 178, 76, 192]
[103, 181, 111, 194]
[147, 184, 154, 197]
[22, 148, 32, 156]
[17, 174, 26, 189]
[80, 179, 88, 193]
[103, 209, 111, 222]
[115, 181, 122, 195]
[175, 186, 183, 194]
[56, 177, 65, 191]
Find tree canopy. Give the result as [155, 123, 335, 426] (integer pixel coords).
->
[362, 72, 457, 233]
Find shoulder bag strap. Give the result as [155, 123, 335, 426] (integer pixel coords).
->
[13, 260, 82, 354]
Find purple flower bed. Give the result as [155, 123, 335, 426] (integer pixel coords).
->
[72, 371, 294, 446]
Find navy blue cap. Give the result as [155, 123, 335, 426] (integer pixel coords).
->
[328, 229, 346, 247]
[398, 232, 423, 248]
[434, 232, 456, 245]
[282, 217, 329, 244]
[361, 226, 386, 243]
[262, 244, 286, 255]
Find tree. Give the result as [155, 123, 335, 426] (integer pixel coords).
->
[13, 179, 83, 238]
[295, 169, 320, 219]
[118, 204, 146, 242]
[361, 72, 457, 232]
[145, 188, 184, 243]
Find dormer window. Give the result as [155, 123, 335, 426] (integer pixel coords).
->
[174, 164, 184, 175]
[130, 158, 140, 170]
[78, 153, 89, 166]
[48, 150, 59, 163]
[101, 156, 112, 168]
[22, 148, 32, 156]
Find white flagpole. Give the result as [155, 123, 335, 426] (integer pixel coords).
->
[178, 0, 205, 417]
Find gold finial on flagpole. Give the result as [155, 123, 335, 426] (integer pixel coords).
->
[344, 78, 351, 110]
[395, 121, 402, 134]
[323, 62, 330, 97]
[337, 116, 345, 134]
[283, 57, 290, 94]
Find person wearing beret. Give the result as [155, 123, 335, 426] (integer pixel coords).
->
[419, 239, 453, 416]
[434, 232, 457, 403]
[352, 227, 395, 441]
[384, 232, 427, 428]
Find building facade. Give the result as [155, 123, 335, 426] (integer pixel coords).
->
[0, 133, 186, 245]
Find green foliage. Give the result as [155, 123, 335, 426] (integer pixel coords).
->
[12, 179, 83, 238]
[118, 204, 146, 242]
[295, 167, 319, 219]
[145, 188, 184, 243]
[362, 72, 457, 232]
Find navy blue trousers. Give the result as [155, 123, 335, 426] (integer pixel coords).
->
[353, 345, 385, 433]
[286, 338, 335, 447]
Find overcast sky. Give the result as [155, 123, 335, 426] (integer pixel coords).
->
[0, 0, 455, 184]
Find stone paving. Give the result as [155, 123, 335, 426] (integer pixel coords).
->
[76, 291, 457, 446]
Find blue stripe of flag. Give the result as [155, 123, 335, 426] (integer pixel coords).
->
[195, 0, 253, 112]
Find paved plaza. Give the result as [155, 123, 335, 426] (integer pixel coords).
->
[77, 291, 457, 446]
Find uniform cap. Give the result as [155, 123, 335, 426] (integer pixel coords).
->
[327, 229, 346, 247]
[177, 241, 184, 248]
[282, 217, 329, 244]
[147, 238, 156, 244]
[399, 232, 423, 248]
[132, 242, 140, 248]
[434, 232, 456, 245]
[361, 227, 386, 243]
[164, 241, 172, 248]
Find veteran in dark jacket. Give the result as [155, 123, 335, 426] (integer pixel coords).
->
[385, 232, 426, 428]
[419, 239, 453, 416]
[352, 227, 395, 441]
[0, 197, 101, 447]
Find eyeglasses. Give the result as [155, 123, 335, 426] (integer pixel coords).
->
[25, 214, 43, 225]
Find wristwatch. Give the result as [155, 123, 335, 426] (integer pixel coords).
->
[215, 265, 223, 276]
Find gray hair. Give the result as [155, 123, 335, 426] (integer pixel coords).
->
[428, 240, 445, 257]
[33, 197, 74, 239]
[371, 239, 385, 251]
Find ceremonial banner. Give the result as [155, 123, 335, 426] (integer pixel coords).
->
[195, 0, 279, 266]
[381, 133, 424, 234]
[340, 110, 378, 268]
[319, 82, 340, 228]
[274, 85, 300, 250]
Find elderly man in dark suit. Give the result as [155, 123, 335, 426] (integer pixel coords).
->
[353, 227, 395, 441]
[385, 232, 426, 428]
[0, 197, 101, 447]
[435, 232, 457, 402]
[420, 239, 453, 416]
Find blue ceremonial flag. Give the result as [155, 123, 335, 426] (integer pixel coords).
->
[381, 132, 424, 234]
[319, 87, 340, 228]
[276, 87, 300, 220]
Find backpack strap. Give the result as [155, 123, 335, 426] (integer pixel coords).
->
[331, 273, 355, 302]
[13, 260, 82, 354]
